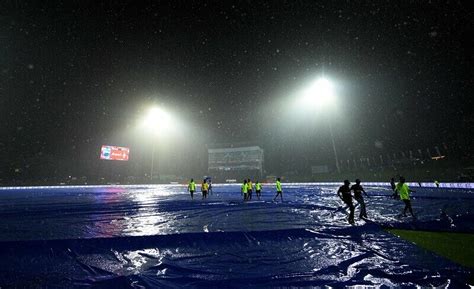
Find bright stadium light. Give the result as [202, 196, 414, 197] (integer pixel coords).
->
[141, 106, 174, 182]
[302, 77, 336, 108]
[143, 106, 171, 133]
[297, 76, 340, 173]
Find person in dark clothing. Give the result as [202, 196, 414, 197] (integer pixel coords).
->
[337, 180, 355, 224]
[351, 179, 368, 219]
[207, 178, 213, 195]
[390, 178, 397, 199]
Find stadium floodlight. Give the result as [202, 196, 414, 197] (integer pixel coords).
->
[298, 76, 340, 173]
[302, 77, 336, 108]
[141, 106, 173, 182]
[143, 106, 171, 133]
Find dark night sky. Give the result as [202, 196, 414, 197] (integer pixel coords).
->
[1, 1, 473, 180]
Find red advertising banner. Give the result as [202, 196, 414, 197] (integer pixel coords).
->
[100, 145, 130, 161]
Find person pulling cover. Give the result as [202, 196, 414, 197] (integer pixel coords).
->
[351, 179, 368, 219]
[337, 180, 355, 224]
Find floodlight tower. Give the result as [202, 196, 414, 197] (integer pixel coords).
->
[143, 106, 171, 181]
[303, 77, 340, 173]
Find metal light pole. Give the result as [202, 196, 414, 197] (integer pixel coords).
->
[328, 119, 340, 173]
[150, 139, 160, 182]
[304, 77, 340, 174]
[143, 106, 170, 183]
[150, 141, 155, 181]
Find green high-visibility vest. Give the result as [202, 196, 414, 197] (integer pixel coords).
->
[395, 183, 410, 200]
[276, 180, 282, 192]
[242, 183, 248, 193]
[188, 181, 196, 191]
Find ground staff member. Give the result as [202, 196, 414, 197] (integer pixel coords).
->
[188, 178, 196, 199]
[247, 179, 253, 200]
[395, 176, 416, 218]
[273, 178, 283, 202]
[351, 179, 368, 219]
[241, 179, 248, 201]
[201, 179, 209, 199]
[390, 178, 397, 199]
[337, 180, 355, 224]
[255, 181, 262, 200]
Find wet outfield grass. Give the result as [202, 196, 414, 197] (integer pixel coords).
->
[388, 229, 474, 269]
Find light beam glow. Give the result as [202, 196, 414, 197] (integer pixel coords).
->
[142, 106, 172, 133]
[302, 77, 336, 108]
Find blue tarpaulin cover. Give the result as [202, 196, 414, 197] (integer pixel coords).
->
[0, 184, 472, 288]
